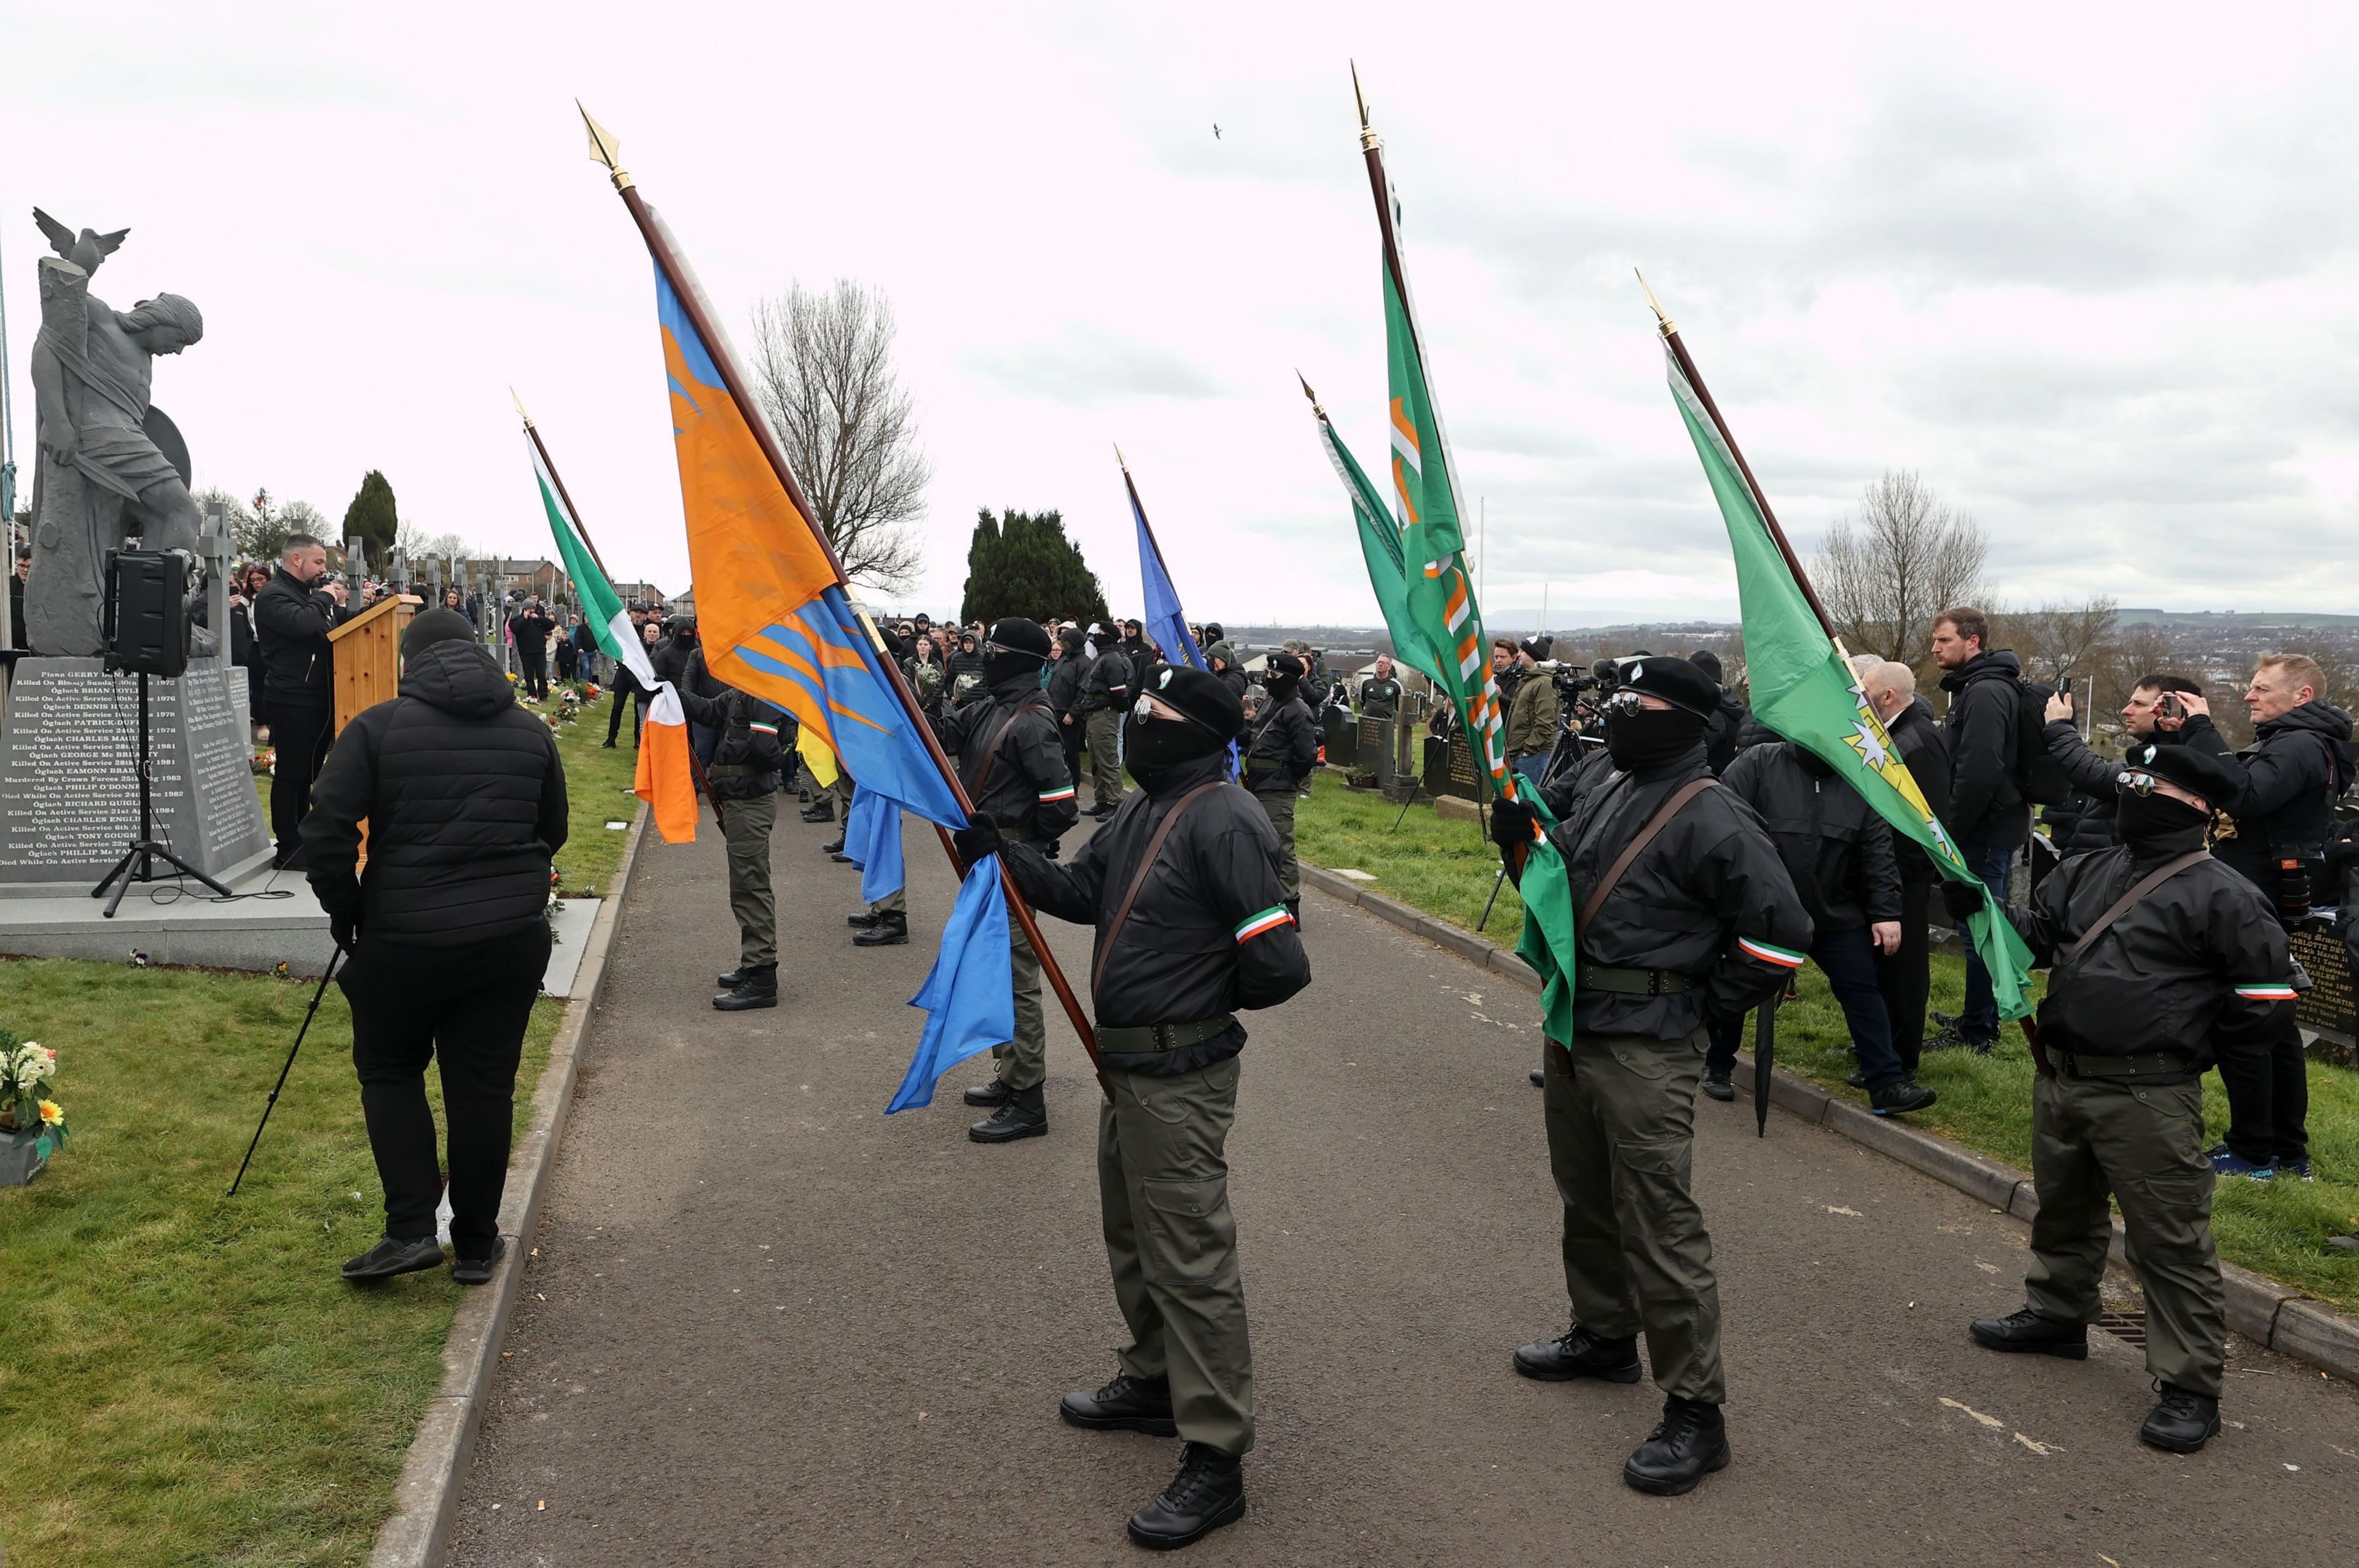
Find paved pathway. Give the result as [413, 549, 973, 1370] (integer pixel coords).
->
[450, 802, 2359, 1565]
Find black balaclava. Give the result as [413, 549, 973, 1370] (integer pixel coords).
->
[2116, 788, 2209, 847]
[1124, 665, 1243, 793]
[1266, 653, 1307, 704]
[2115, 741, 2236, 854]
[982, 617, 1050, 696]
[1606, 705, 1706, 772]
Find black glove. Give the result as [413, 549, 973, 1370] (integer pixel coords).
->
[1489, 796, 1539, 854]
[329, 911, 359, 953]
[952, 818, 1004, 867]
[1940, 879, 1985, 921]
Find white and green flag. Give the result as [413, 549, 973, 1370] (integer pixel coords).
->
[527, 431, 655, 690]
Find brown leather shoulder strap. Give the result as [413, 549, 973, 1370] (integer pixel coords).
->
[1578, 777, 1717, 934]
[1093, 780, 1226, 1000]
[2062, 849, 2210, 965]
[972, 697, 1050, 796]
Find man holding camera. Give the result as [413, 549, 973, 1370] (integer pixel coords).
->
[1970, 743, 2290, 1454]
[2166, 655, 2355, 1180]
[1503, 636, 1562, 791]
[254, 532, 350, 868]
[2042, 674, 2205, 856]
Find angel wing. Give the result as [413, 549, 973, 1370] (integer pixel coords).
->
[32, 206, 74, 257]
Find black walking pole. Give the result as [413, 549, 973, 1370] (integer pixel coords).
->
[226, 945, 345, 1197]
[1751, 993, 1778, 1139]
[1476, 865, 1507, 933]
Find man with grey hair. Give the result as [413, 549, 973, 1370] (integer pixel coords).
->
[1862, 660, 1951, 1075]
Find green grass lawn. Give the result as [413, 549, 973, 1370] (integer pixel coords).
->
[1297, 773, 2359, 1308]
[4, 680, 640, 1566]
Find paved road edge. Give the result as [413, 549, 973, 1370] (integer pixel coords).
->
[370, 806, 653, 1567]
[1299, 858, 2359, 1387]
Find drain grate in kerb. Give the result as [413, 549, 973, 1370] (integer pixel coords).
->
[2095, 1309, 2150, 1348]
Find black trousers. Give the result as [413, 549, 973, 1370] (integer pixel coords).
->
[269, 701, 334, 860]
[518, 644, 549, 699]
[606, 686, 647, 745]
[2217, 1009, 2310, 1165]
[1876, 880, 1933, 1074]
[341, 923, 550, 1258]
[555, 643, 578, 682]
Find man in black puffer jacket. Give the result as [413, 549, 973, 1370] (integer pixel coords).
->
[303, 609, 567, 1289]
[1930, 608, 2030, 1052]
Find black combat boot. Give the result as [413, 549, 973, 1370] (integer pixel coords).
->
[1512, 1324, 1643, 1383]
[963, 1079, 1012, 1107]
[821, 836, 845, 856]
[713, 964, 778, 1011]
[1058, 1372, 1177, 1437]
[847, 911, 881, 929]
[717, 965, 748, 988]
[1127, 1443, 1245, 1551]
[800, 800, 834, 823]
[1623, 1395, 1730, 1496]
[1968, 1306, 2088, 1360]
[969, 1084, 1047, 1143]
[1528, 1066, 1546, 1088]
[2140, 1382, 2220, 1453]
[1702, 1067, 1735, 1102]
[853, 911, 909, 948]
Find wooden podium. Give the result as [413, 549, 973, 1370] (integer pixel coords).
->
[327, 595, 424, 736]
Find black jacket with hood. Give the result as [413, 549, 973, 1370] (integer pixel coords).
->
[1940, 647, 2031, 848]
[2180, 700, 2359, 895]
[1243, 692, 1319, 795]
[1721, 741, 1900, 934]
[1000, 749, 1311, 1075]
[935, 667, 1079, 840]
[301, 638, 569, 948]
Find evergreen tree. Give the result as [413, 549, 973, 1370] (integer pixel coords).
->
[341, 470, 399, 573]
[959, 507, 1107, 626]
[958, 508, 1004, 625]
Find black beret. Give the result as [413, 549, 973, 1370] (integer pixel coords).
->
[1688, 649, 1724, 683]
[1142, 663, 1244, 741]
[402, 607, 477, 657]
[1268, 653, 1309, 681]
[987, 617, 1051, 658]
[2123, 741, 2242, 809]
[1621, 654, 1720, 719]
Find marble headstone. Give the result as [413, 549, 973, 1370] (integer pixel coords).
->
[0, 657, 268, 886]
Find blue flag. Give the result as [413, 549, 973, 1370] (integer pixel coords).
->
[842, 783, 906, 906]
[885, 857, 1016, 1112]
[1123, 461, 1205, 671]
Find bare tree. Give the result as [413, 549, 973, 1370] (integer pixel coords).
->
[397, 520, 475, 561]
[1815, 470, 1988, 662]
[748, 279, 929, 593]
[2000, 597, 2121, 684]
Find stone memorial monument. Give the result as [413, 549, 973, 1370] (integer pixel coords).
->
[0, 208, 267, 891]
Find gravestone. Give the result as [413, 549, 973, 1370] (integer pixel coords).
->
[1422, 733, 1484, 802]
[1323, 708, 1358, 768]
[0, 656, 268, 887]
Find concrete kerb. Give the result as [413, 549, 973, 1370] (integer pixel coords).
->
[369, 806, 651, 1568]
[1299, 855, 2359, 1388]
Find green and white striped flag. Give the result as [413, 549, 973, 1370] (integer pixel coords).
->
[527, 431, 656, 690]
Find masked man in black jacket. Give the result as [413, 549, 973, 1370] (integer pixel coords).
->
[673, 679, 792, 1011]
[2166, 655, 2356, 1180]
[1715, 738, 1934, 1115]
[1492, 656, 1812, 1497]
[1243, 653, 1320, 919]
[937, 619, 1081, 1141]
[303, 609, 567, 1288]
[253, 532, 351, 866]
[1969, 743, 2291, 1455]
[961, 663, 1310, 1551]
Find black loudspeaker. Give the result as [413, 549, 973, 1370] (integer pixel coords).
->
[103, 549, 187, 677]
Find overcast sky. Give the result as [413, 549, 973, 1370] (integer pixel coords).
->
[6, 1, 2355, 631]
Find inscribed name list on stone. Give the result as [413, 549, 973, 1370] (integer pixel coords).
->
[0, 657, 268, 883]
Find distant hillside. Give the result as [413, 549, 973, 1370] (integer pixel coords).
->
[2115, 609, 2359, 629]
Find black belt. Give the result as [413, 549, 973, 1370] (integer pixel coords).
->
[2059, 1051, 2198, 1081]
[1095, 1015, 1237, 1053]
[1580, 965, 1694, 997]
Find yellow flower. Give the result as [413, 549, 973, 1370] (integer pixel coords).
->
[37, 1099, 63, 1126]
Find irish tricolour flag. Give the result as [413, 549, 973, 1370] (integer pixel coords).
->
[528, 431, 698, 843]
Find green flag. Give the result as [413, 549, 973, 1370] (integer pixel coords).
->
[526, 429, 656, 690]
[1307, 394, 1446, 689]
[1365, 142, 1579, 1040]
[1662, 338, 2037, 1021]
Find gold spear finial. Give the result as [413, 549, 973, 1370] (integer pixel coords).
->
[1635, 267, 1674, 339]
[511, 386, 533, 427]
[1297, 369, 1325, 418]
[1113, 442, 1129, 473]
[577, 101, 633, 190]
[1351, 61, 1380, 151]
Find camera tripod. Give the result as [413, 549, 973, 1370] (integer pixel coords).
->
[91, 670, 235, 918]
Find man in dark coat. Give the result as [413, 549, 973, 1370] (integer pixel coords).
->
[2040, 673, 2204, 858]
[1863, 662, 1954, 1074]
[2169, 655, 2357, 1179]
[1079, 623, 1130, 817]
[1495, 656, 1812, 1497]
[675, 679, 792, 1010]
[1930, 607, 2030, 1052]
[1969, 742, 2291, 1455]
[507, 596, 555, 700]
[964, 663, 1310, 1551]
[1047, 625, 1089, 798]
[937, 619, 1081, 1141]
[1242, 653, 1320, 918]
[253, 532, 350, 867]
[303, 609, 567, 1287]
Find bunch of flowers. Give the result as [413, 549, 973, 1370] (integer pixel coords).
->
[584, 682, 603, 701]
[251, 747, 278, 776]
[552, 687, 584, 724]
[0, 1028, 66, 1155]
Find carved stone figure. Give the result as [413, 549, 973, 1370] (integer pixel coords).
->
[23, 207, 208, 657]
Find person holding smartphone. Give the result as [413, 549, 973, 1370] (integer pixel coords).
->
[2042, 673, 2207, 856]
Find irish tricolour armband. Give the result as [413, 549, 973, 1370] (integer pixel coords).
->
[1038, 783, 1076, 803]
[2234, 981, 2298, 1002]
[1737, 937, 1805, 969]
[1234, 905, 1295, 943]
